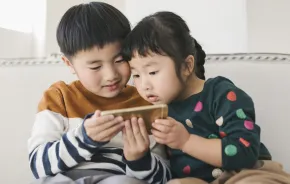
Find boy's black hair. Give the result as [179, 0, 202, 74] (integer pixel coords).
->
[121, 11, 206, 80]
[57, 2, 131, 58]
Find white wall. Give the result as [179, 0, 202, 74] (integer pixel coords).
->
[2, 0, 290, 58]
[0, 28, 33, 58]
[31, 0, 47, 57]
[45, 0, 248, 55]
[125, 0, 248, 54]
[247, 0, 290, 54]
[0, 0, 45, 58]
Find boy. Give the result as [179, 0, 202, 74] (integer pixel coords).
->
[28, 2, 171, 184]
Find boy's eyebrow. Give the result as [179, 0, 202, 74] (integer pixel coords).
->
[86, 60, 102, 64]
[86, 52, 122, 65]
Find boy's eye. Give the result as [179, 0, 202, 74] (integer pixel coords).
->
[132, 74, 140, 78]
[149, 71, 158, 75]
[115, 58, 126, 63]
[90, 66, 101, 70]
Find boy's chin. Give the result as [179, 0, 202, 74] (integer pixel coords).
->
[100, 89, 123, 98]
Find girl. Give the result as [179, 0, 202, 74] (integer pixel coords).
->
[121, 11, 290, 184]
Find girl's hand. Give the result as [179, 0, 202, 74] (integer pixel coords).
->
[152, 117, 190, 150]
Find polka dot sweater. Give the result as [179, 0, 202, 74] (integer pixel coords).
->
[167, 76, 271, 182]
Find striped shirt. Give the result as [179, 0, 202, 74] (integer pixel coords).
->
[28, 80, 171, 183]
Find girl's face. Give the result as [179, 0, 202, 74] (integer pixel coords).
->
[129, 53, 184, 104]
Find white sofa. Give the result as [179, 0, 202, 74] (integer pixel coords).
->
[0, 53, 289, 183]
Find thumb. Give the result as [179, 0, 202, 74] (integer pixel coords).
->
[167, 116, 174, 121]
[93, 110, 101, 119]
[167, 117, 177, 122]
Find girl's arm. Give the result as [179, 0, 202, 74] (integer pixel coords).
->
[183, 79, 260, 170]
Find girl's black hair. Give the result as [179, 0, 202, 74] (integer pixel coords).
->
[122, 11, 206, 80]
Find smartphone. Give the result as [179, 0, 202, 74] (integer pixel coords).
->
[100, 104, 168, 134]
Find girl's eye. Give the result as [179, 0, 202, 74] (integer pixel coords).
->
[149, 71, 158, 75]
[90, 66, 101, 70]
[132, 74, 140, 78]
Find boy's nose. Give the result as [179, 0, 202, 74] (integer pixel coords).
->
[104, 67, 119, 81]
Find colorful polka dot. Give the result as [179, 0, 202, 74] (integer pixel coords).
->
[185, 119, 193, 128]
[239, 137, 250, 147]
[227, 91, 237, 101]
[219, 131, 227, 138]
[183, 165, 191, 175]
[194, 101, 203, 112]
[236, 109, 246, 119]
[216, 116, 224, 126]
[244, 120, 254, 130]
[212, 168, 223, 178]
[225, 144, 237, 156]
[208, 134, 219, 139]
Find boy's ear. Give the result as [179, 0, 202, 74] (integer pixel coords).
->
[183, 55, 195, 76]
[62, 56, 76, 74]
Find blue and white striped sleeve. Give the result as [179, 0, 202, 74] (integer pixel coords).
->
[28, 109, 101, 178]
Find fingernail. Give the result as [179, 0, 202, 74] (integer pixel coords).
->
[108, 115, 114, 120]
[117, 116, 124, 122]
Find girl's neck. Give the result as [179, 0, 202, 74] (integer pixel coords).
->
[178, 75, 205, 101]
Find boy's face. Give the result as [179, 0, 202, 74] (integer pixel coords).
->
[129, 53, 184, 104]
[64, 42, 130, 98]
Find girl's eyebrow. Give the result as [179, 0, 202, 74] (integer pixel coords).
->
[130, 60, 158, 70]
[144, 61, 158, 68]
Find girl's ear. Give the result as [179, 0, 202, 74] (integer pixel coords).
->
[182, 55, 195, 77]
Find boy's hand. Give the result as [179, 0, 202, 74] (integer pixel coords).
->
[151, 117, 190, 150]
[122, 117, 150, 161]
[84, 110, 124, 142]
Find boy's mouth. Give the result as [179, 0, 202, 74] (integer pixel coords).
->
[103, 81, 120, 91]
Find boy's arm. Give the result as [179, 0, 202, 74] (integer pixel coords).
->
[124, 148, 172, 184]
[28, 88, 103, 179]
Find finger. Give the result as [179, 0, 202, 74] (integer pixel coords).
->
[97, 115, 123, 126]
[86, 114, 115, 127]
[152, 122, 171, 133]
[98, 121, 125, 141]
[122, 128, 127, 141]
[151, 129, 167, 140]
[131, 117, 141, 136]
[125, 120, 135, 146]
[93, 110, 101, 118]
[103, 127, 123, 141]
[138, 118, 149, 143]
[122, 127, 126, 135]
[154, 119, 175, 127]
[95, 117, 124, 133]
[131, 117, 145, 144]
